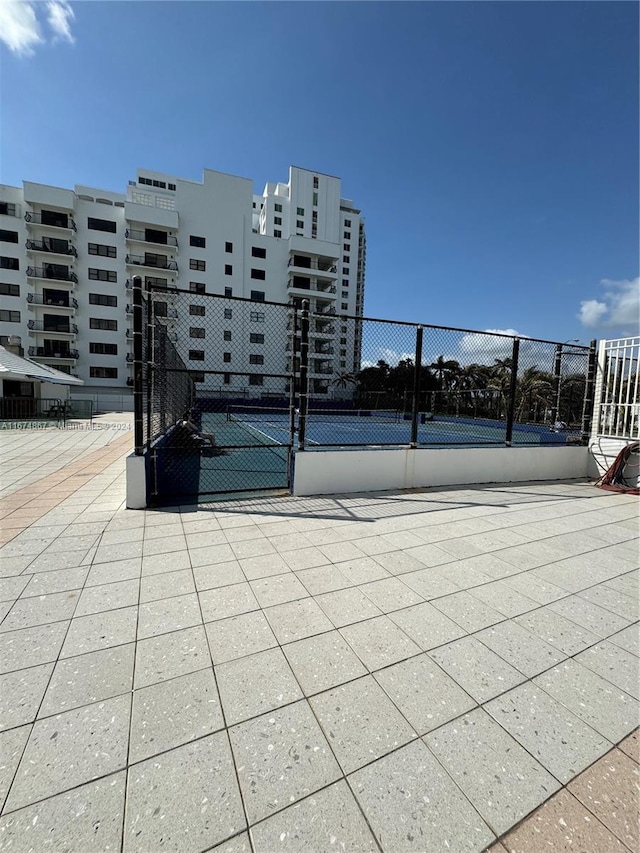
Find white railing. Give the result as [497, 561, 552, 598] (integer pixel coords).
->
[592, 337, 639, 439]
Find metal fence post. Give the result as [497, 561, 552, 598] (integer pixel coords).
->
[145, 279, 153, 450]
[580, 338, 598, 445]
[289, 306, 298, 444]
[505, 337, 520, 447]
[297, 300, 310, 451]
[410, 325, 424, 448]
[132, 276, 144, 454]
[550, 344, 562, 425]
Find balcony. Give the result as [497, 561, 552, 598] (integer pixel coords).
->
[26, 238, 77, 258]
[27, 266, 78, 284]
[314, 345, 334, 355]
[25, 211, 76, 231]
[125, 254, 178, 272]
[287, 256, 338, 275]
[311, 323, 335, 336]
[287, 279, 337, 296]
[28, 321, 78, 336]
[312, 366, 333, 376]
[315, 305, 336, 316]
[126, 353, 135, 363]
[28, 347, 79, 360]
[125, 228, 178, 248]
[27, 294, 78, 310]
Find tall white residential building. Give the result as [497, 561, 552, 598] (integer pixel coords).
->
[0, 166, 366, 404]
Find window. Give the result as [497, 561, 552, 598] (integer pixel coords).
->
[296, 220, 304, 229]
[342, 279, 349, 287]
[0, 257, 19, 270]
[344, 231, 351, 239]
[249, 333, 264, 344]
[343, 267, 349, 275]
[224, 287, 233, 298]
[313, 176, 319, 189]
[250, 311, 265, 322]
[249, 375, 264, 386]
[340, 349, 347, 356]
[342, 291, 349, 298]
[312, 211, 318, 221]
[274, 217, 282, 225]
[0, 229, 18, 243]
[225, 265, 232, 276]
[224, 308, 233, 319]
[89, 293, 117, 307]
[341, 303, 348, 310]
[340, 337, 347, 344]
[90, 318, 118, 331]
[153, 301, 167, 317]
[225, 241, 233, 253]
[223, 373, 231, 384]
[89, 268, 117, 283]
[297, 207, 304, 216]
[168, 183, 176, 191]
[190, 235, 206, 248]
[189, 305, 205, 316]
[190, 327, 205, 339]
[0, 202, 17, 216]
[274, 229, 282, 238]
[251, 247, 266, 259]
[88, 217, 117, 233]
[249, 354, 264, 365]
[190, 282, 206, 294]
[312, 193, 318, 206]
[189, 350, 205, 361]
[90, 342, 118, 355]
[190, 372, 205, 383]
[250, 290, 265, 301]
[343, 255, 350, 263]
[146, 277, 168, 289]
[0, 283, 19, 296]
[344, 218, 351, 227]
[223, 330, 232, 341]
[190, 259, 206, 271]
[223, 352, 231, 363]
[90, 366, 118, 379]
[0, 310, 20, 322]
[88, 243, 117, 258]
[340, 360, 346, 368]
[344, 243, 350, 252]
[250, 268, 266, 282]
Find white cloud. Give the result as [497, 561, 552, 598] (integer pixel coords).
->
[0, 0, 74, 55]
[578, 277, 640, 331]
[47, 1, 74, 43]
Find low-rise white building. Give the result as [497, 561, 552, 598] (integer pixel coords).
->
[0, 166, 365, 407]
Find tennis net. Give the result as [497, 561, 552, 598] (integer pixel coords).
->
[226, 405, 407, 424]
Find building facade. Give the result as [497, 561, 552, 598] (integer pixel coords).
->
[0, 166, 366, 404]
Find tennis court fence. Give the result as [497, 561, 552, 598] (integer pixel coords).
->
[131, 278, 597, 496]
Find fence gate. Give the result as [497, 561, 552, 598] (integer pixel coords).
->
[135, 281, 299, 504]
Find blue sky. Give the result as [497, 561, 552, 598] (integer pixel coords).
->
[1, 1, 638, 344]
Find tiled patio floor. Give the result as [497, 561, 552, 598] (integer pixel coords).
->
[0, 422, 638, 852]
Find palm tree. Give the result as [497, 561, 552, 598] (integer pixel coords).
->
[331, 371, 357, 389]
[515, 367, 553, 422]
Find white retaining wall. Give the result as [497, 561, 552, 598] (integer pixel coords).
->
[292, 446, 591, 496]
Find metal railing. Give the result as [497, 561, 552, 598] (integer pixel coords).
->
[125, 254, 178, 271]
[27, 294, 78, 308]
[125, 229, 178, 247]
[28, 346, 79, 359]
[0, 397, 91, 422]
[25, 211, 77, 230]
[593, 337, 639, 439]
[27, 321, 78, 334]
[26, 239, 77, 257]
[26, 266, 78, 283]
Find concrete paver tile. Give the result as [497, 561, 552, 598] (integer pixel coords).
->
[375, 653, 476, 734]
[426, 707, 561, 836]
[263, 597, 333, 644]
[469, 580, 539, 618]
[124, 732, 245, 853]
[194, 560, 245, 591]
[129, 667, 223, 763]
[549, 595, 631, 638]
[429, 636, 526, 703]
[237, 552, 290, 580]
[432, 590, 506, 632]
[0, 621, 69, 675]
[60, 606, 137, 658]
[19, 567, 88, 598]
[4, 694, 130, 812]
[0, 577, 29, 602]
[249, 573, 309, 608]
[0, 772, 126, 851]
[574, 640, 640, 700]
[476, 620, 566, 677]
[39, 644, 135, 718]
[189, 543, 236, 567]
[341, 614, 421, 671]
[282, 546, 333, 571]
[295, 563, 352, 595]
[0, 663, 54, 731]
[141, 550, 191, 575]
[134, 625, 211, 689]
[229, 700, 340, 824]
[283, 630, 367, 696]
[501, 788, 626, 852]
[514, 606, 599, 656]
[568, 747, 640, 849]
[250, 779, 378, 852]
[198, 582, 259, 622]
[351, 739, 494, 852]
[534, 659, 640, 743]
[85, 557, 142, 586]
[139, 569, 195, 603]
[216, 647, 302, 725]
[486, 682, 612, 783]
[388, 600, 468, 650]
[0, 724, 31, 811]
[75, 578, 139, 617]
[401, 567, 460, 599]
[137, 592, 202, 640]
[205, 611, 278, 665]
[316, 586, 383, 628]
[310, 674, 415, 774]
[608, 624, 640, 657]
[618, 728, 639, 763]
[359, 576, 424, 613]
[373, 550, 432, 577]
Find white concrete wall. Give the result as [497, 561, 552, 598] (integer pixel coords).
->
[293, 446, 591, 496]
